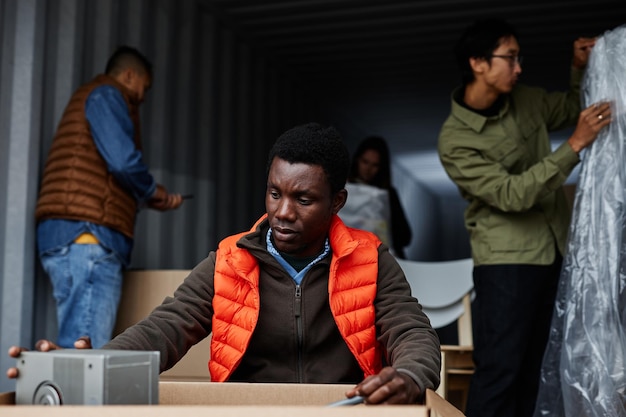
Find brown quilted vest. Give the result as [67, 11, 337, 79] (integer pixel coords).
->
[35, 74, 143, 238]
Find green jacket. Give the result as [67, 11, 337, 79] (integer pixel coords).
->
[438, 68, 584, 266]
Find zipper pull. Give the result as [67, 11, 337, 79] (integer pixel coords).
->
[295, 285, 302, 317]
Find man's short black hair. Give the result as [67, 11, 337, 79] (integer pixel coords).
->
[454, 18, 519, 85]
[267, 123, 350, 195]
[105, 45, 153, 78]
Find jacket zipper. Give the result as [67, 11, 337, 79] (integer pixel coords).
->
[295, 284, 303, 382]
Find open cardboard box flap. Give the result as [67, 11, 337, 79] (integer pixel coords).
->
[159, 381, 353, 405]
[0, 381, 464, 416]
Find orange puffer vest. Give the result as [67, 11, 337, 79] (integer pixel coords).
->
[209, 214, 382, 382]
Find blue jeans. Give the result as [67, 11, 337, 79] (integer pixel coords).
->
[40, 242, 123, 348]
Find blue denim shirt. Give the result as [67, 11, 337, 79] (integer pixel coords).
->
[265, 229, 330, 285]
[37, 85, 157, 266]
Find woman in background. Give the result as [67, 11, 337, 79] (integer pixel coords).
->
[348, 136, 412, 258]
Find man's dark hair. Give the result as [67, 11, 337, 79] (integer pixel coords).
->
[454, 18, 519, 85]
[267, 123, 350, 195]
[105, 45, 153, 77]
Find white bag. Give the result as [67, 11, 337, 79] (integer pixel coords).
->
[339, 182, 392, 249]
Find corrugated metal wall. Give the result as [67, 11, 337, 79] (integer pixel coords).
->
[0, 0, 327, 391]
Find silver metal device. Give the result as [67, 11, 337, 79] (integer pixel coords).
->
[15, 349, 159, 405]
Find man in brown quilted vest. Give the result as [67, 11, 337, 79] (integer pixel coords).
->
[34, 46, 183, 349]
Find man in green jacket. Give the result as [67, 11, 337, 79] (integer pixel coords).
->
[438, 18, 611, 417]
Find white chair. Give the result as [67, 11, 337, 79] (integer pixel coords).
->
[395, 257, 474, 413]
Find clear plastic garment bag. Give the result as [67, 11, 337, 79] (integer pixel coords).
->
[535, 25, 626, 417]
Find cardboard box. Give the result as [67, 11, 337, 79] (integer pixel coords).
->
[45, 269, 465, 416]
[114, 270, 212, 380]
[0, 381, 464, 416]
[0, 392, 14, 405]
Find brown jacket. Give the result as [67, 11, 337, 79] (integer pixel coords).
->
[35, 74, 142, 238]
[106, 217, 441, 391]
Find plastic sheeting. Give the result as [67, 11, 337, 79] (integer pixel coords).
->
[535, 25, 626, 417]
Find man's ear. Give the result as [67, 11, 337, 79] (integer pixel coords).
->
[116, 68, 135, 88]
[469, 57, 488, 75]
[332, 189, 348, 214]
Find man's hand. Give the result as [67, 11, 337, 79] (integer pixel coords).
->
[6, 337, 92, 380]
[572, 37, 596, 69]
[345, 366, 423, 405]
[148, 184, 183, 211]
[568, 101, 612, 153]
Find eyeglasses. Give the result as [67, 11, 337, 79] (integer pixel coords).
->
[490, 54, 523, 67]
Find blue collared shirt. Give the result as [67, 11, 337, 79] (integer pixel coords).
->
[37, 84, 157, 266]
[266, 229, 330, 285]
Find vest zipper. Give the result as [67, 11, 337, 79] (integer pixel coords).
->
[295, 284, 303, 382]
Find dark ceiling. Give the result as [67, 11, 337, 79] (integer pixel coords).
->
[200, 0, 625, 192]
